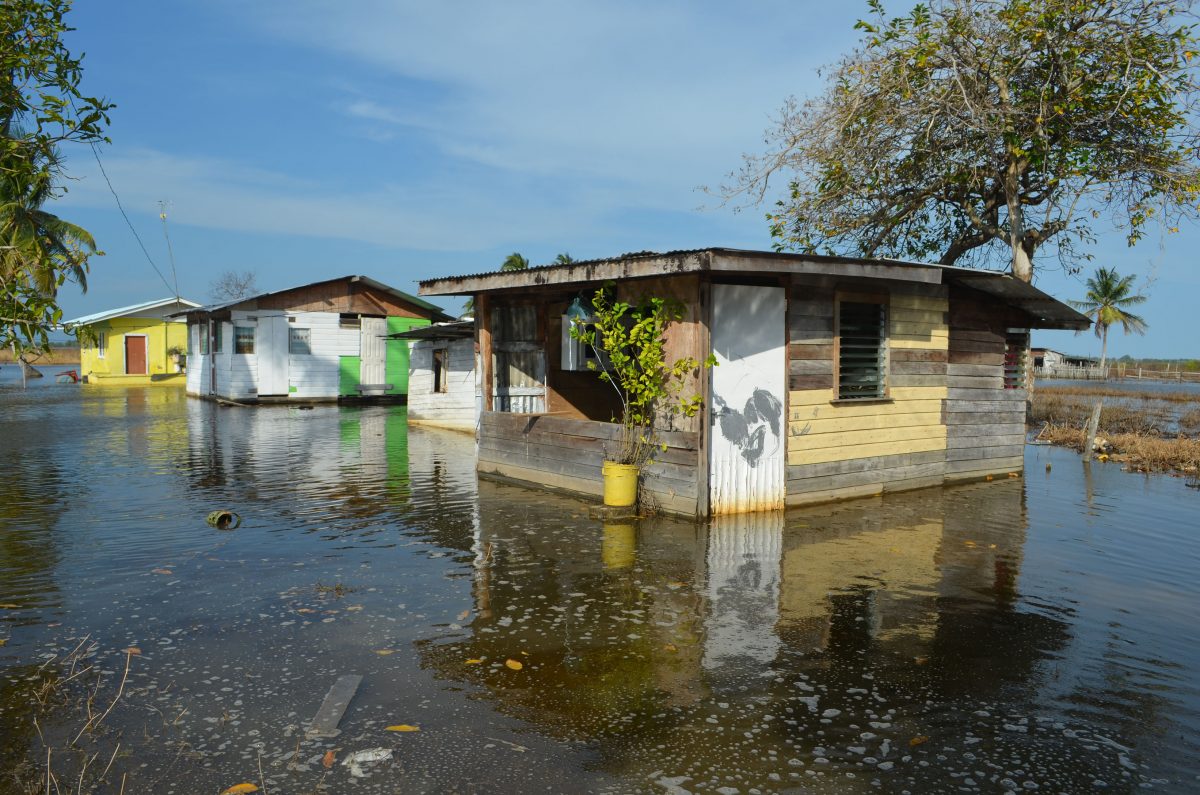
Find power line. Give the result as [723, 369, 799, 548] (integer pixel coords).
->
[158, 200, 181, 298]
[87, 142, 178, 298]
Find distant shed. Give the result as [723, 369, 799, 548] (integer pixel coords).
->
[182, 275, 452, 403]
[390, 320, 478, 432]
[419, 248, 1090, 517]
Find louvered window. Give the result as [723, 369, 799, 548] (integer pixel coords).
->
[1004, 329, 1029, 389]
[837, 300, 887, 399]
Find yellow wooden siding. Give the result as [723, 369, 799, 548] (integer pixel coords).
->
[81, 318, 189, 384]
[788, 291, 949, 467]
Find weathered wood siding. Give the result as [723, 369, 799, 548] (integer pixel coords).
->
[786, 280, 950, 505]
[476, 413, 701, 517]
[943, 288, 1026, 480]
[408, 337, 477, 432]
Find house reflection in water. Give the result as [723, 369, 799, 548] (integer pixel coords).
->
[418, 476, 1081, 790]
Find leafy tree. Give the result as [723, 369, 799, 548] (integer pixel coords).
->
[721, 0, 1200, 282]
[209, 269, 258, 302]
[1069, 267, 1148, 369]
[1, 0, 112, 356]
[570, 284, 710, 467]
[554, 252, 575, 265]
[501, 252, 530, 272]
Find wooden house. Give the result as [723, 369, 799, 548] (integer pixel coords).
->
[390, 320, 478, 432]
[182, 275, 453, 403]
[67, 297, 201, 385]
[419, 248, 1089, 517]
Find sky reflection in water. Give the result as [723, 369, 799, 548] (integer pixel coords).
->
[0, 382, 1198, 793]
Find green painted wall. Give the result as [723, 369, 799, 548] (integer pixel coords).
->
[339, 355, 361, 396]
[385, 316, 431, 395]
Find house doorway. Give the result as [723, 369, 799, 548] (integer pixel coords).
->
[359, 316, 388, 393]
[124, 335, 148, 375]
[258, 316, 290, 396]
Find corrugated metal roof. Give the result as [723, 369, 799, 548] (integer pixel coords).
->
[387, 320, 474, 341]
[418, 247, 1090, 331]
[64, 297, 201, 326]
[181, 275, 454, 321]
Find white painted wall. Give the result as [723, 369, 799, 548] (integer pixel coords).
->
[709, 284, 787, 514]
[186, 311, 363, 400]
[408, 337, 477, 431]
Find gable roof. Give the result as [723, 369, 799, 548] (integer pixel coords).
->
[186, 275, 453, 320]
[64, 297, 202, 327]
[418, 247, 1090, 331]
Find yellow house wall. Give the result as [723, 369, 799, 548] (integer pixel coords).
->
[787, 287, 950, 468]
[81, 318, 189, 383]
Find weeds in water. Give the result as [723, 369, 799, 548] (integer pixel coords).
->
[315, 582, 355, 597]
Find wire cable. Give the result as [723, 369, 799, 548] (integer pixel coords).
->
[86, 142, 177, 297]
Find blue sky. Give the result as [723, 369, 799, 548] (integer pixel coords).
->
[52, 1, 1196, 359]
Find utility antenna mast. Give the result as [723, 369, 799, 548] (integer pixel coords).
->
[158, 200, 181, 299]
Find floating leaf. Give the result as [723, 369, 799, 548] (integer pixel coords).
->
[220, 784, 259, 795]
[345, 605, 364, 612]
[322, 750, 336, 769]
[124, 647, 142, 656]
[505, 658, 523, 671]
[152, 569, 173, 575]
[0, 604, 20, 610]
[457, 610, 470, 621]
[296, 608, 316, 614]
[663, 644, 678, 653]
[374, 649, 395, 656]
[385, 724, 420, 732]
[465, 658, 484, 665]
[909, 735, 929, 747]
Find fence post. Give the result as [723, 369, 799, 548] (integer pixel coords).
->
[1083, 402, 1103, 463]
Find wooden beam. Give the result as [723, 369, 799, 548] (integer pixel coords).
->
[477, 293, 493, 413]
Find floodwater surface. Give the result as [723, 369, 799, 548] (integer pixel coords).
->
[1, 382, 1199, 793]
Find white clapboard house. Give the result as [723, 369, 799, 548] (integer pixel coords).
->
[181, 275, 452, 403]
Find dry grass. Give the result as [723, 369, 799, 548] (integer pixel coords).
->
[0, 347, 80, 364]
[1037, 424, 1200, 475]
[1037, 383, 1200, 404]
[1029, 392, 1174, 435]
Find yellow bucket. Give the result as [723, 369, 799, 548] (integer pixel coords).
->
[602, 461, 639, 507]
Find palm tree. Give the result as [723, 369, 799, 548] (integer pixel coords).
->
[501, 252, 530, 272]
[554, 252, 575, 265]
[1069, 267, 1148, 371]
[0, 140, 96, 297]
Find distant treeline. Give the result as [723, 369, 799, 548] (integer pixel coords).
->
[0, 344, 81, 364]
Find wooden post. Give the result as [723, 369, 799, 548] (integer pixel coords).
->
[1083, 401, 1103, 462]
[477, 293, 493, 413]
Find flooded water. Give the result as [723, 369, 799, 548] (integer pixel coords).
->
[2, 381, 1199, 793]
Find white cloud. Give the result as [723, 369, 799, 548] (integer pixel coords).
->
[56, 145, 635, 252]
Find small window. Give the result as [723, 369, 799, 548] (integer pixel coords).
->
[213, 323, 223, 354]
[1004, 329, 1029, 389]
[339, 313, 361, 329]
[837, 300, 887, 399]
[234, 326, 255, 354]
[289, 327, 311, 355]
[96, 331, 107, 359]
[433, 348, 449, 393]
[197, 324, 208, 355]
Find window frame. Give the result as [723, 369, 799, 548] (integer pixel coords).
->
[234, 325, 256, 355]
[289, 327, 312, 355]
[213, 323, 223, 354]
[432, 347, 449, 393]
[1004, 328, 1030, 390]
[96, 330, 107, 359]
[833, 291, 890, 402]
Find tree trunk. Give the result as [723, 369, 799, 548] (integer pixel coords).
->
[1099, 325, 1108, 373]
[1005, 165, 1033, 283]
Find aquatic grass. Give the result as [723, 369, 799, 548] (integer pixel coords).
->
[1037, 423, 1200, 475]
[1029, 393, 1175, 436]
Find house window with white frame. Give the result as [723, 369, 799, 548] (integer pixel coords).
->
[96, 331, 107, 359]
[289, 327, 311, 355]
[234, 326, 255, 355]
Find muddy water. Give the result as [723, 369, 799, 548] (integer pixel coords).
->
[1, 384, 1198, 793]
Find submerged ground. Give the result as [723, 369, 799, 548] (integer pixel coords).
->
[1, 376, 1198, 793]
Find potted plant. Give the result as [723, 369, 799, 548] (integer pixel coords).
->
[167, 345, 185, 373]
[570, 283, 712, 508]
